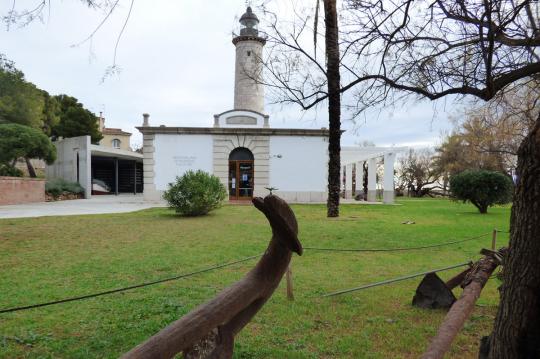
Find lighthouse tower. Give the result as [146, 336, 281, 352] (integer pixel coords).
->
[232, 7, 266, 114]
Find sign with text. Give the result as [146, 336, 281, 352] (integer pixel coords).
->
[173, 156, 197, 167]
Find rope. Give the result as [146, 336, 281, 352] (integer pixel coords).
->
[304, 232, 490, 253]
[0, 254, 261, 314]
[322, 261, 472, 297]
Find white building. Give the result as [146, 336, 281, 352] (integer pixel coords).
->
[139, 7, 401, 203]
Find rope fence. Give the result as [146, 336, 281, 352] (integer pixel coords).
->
[0, 254, 261, 314]
[0, 228, 508, 315]
[303, 232, 491, 253]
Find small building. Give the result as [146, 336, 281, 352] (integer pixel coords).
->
[139, 7, 401, 204]
[46, 117, 141, 198]
[139, 7, 330, 203]
[46, 136, 143, 198]
[97, 113, 133, 151]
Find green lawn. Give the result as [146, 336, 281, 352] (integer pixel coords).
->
[0, 198, 510, 358]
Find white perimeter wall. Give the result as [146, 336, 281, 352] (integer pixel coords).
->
[269, 136, 327, 192]
[153, 134, 213, 191]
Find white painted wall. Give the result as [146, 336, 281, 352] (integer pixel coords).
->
[269, 136, 327, 192]
[153, 134, 213, 190]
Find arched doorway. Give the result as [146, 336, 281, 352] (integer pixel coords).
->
[228, 147, 254, 200]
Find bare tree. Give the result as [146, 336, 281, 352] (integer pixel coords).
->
[264, 0, 539, 356]
[260, 0, 342, 217]
[398, 148, 440, 197]
[341, 2, 540, 357]
[2, 0, 134, 80]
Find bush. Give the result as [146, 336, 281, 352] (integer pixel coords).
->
[45, 178, 84, 198]
[163, 170, 227, 216]
[0, 164, 23, 177]
[449, 170, 513, 214]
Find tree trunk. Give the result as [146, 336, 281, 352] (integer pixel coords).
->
[25, 157, 37, 178]
[487, 113, 540, 358]
[363, 162, 368, 200]
[323, 0, 341, 218]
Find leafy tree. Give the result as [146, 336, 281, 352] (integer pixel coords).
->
[0, 55, 44, 129]
[52, 95, 102, 143]
[450, 170, 513, 214]
[163, 170, 227, 216]
[435, 82, 538, 195]
[0, 123, 56, 177]
[41, 91, 61, 136]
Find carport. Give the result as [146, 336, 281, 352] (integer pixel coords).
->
[90, 146, 143, 196]
[47, 136, 143, 198]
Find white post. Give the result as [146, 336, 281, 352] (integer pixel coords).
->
[367, 157, 377, 202]
[383, 152, 396, 204]
[345, 164, 354, 199]
[356, 162, 364, 200]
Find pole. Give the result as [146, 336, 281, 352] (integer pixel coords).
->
[133, 161, 137, 195]
[492, 229, 497, 250]
[114, 158, 119, 196]
[323, 262, 471, 297]
[286, 265, 294, 301]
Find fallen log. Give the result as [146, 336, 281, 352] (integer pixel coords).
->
[122, 195, 302, 359]
[421, 248, 506, 359]
[412, 266, 473, 309]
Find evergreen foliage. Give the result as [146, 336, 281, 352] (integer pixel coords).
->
[163, 170, 227, 216]
[45, 178, 84, 198]
[449, 170, 513, 214]
[0, 123, 56, 166]
[0, 55, 45, 129]
[0, 164, 23, 177]
[52, 95, 102, 143]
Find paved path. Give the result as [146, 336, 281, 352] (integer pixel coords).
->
[0, 195, 165, 219]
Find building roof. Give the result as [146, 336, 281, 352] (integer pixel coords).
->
[136, 126, 331, 137]
[89, 145, 143, 161]
[102, 128, 132, 136]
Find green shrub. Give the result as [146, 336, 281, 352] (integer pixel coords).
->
[0, 164, 23, 177]
[45, 178, 84, 198]
[449, 170, 513, 214]
[163, 170, 227, 216]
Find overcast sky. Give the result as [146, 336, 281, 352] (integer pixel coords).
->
[1, 1, 461, 149]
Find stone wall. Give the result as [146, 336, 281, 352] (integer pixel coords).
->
[0, 177, 46, 205]
[142, 133, 161, 201]
[213, 134, 270, 197]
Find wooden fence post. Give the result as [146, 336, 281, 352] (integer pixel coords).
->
[492, 229, 497, 250]
[286, 264, 294, 300]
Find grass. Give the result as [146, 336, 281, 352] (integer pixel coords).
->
[0, 198, 510, 358]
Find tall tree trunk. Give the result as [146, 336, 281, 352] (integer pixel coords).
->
[324, 0, 341, 217]
[488, 113, 540, 358]
[363, 162, 368, 200]
[25, 157, 37, 178]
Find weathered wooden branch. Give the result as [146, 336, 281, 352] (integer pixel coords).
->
[122, 195, 302, 359]
[421, 248, 506, 359]
[444, 267, 472, 290]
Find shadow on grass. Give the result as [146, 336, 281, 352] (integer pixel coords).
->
[155, 210, 222, 221]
